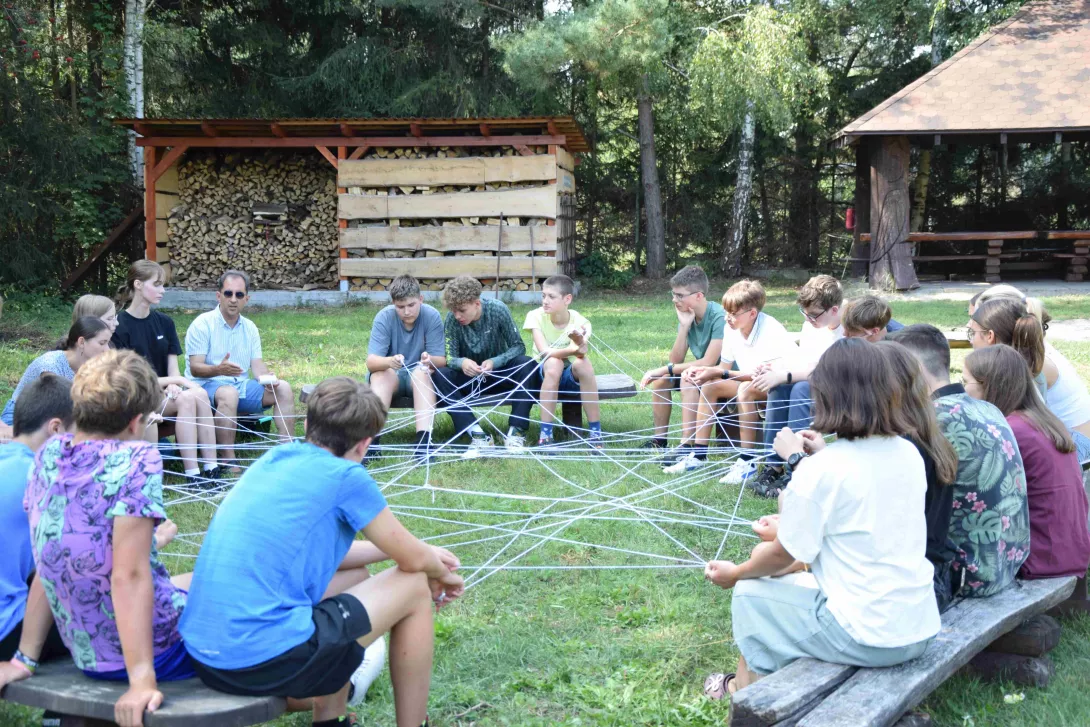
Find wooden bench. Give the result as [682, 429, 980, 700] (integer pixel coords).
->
[0, 660, 285, 726]
[857, 231, 1090, 282]
[730, 576, 1077, 727]
[300, 372, 638, 437]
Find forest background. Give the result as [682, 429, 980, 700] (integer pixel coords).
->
[3, 0, 1090, 294]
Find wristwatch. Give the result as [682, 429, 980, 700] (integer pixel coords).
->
[786, 371, 793, 385]
[786, 451, 807, 473]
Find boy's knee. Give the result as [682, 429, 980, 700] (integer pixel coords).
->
[650, 376, 673, 391]
[276, 380, 293, 398]
[738, 382, 758, 402]
[215, 387, 239, 408]
[543, 358, 564, 376]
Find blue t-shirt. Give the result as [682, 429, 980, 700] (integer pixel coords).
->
[366, 304, 445, 366]
[179, 442, 387, 669]
[0, 442, 35, 641]
[887, 319, 905, 333]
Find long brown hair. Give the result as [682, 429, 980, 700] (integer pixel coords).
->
[877, 341, 959, 484]
[965, 345, 1074, 453]
[115, 260, 166, 307]
[810, 338, 908, 440]
[972, 298, 1045, 376]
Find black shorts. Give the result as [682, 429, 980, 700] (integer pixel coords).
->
[0, 619, 68, 663]
[192, 594, 373, 699]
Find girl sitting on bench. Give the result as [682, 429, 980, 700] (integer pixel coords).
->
[702, 338, 940, 698]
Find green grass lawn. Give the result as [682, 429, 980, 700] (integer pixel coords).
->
[1, 286, 1088, 727]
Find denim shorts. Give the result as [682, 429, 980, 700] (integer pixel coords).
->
[366, 367, 413, 399]
[202, 379, 267, 415]
[731, 574, 931, 675]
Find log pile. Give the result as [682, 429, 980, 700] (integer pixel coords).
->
[342, 144, 557, 292]
[168, 152, 338, 289]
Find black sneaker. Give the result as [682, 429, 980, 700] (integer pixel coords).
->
[749, 466, 789, 499]
[640, 439, 667, 452]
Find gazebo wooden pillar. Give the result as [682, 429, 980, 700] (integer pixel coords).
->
[869, 136, 917, 289]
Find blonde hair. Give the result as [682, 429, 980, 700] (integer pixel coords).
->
[797, 275, 843, 310]
[442, 276, 483, 309]
[115, 260, 166, 307]
[721, 280, 766, 314]
[72, 295, 115, 325]
[841, 295, 892, 333]
[974, 284, 1051, 329]
[71, 349, 162, 436]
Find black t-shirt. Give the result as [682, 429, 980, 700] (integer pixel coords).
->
[907, 436, 955, 569]
[112, 310, 182, 377]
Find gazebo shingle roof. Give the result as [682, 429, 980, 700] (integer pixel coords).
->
[840, 0, 1090, 139]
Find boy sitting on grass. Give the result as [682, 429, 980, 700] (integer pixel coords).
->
[179, 376, 463, 727]
[0, 373, 74, 665]
[667, 280, 797, 475]
[523, 274, 602, 450]
[433, 275, 542, 457]
[639, 265, 725, 453]
[366, 274, 446, 463]
[745, 274, 844, 493]
[841, 294, 904, 342]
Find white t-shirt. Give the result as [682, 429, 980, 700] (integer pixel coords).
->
[1045, 343, 1090, 430]
[777, 436, 941, 648]
[720, 312, 798, 374]
[795, 321, 844, 368]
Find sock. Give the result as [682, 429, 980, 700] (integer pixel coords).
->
[415, 430, 431, 445]
[185, 468, 200, 477]
[588, 421, 602, 436]
[653, 437, 668, 448]
[739, 450, 756, 461]
[540, 422, 554, 440]
[692, 446, 708, 460]
[202, 463, 218, 472]
[312, 718, 351, 727]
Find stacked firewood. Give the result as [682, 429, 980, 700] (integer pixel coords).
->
[167, 152, 338, 289]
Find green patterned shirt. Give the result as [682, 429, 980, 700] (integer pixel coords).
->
[444, 298, 525, 371]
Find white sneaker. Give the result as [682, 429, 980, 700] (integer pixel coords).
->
[663, 451, 705, 474]
[504, 430, 527, 453]
[462, 434, 492, 460]
[348, 635, 386, 706]
[718, 459, 758, 485]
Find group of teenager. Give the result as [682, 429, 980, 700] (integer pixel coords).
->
[2, 258, 1090, 725]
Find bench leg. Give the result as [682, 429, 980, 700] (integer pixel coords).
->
[967, 652, 1053, 688]
[1048, 576, 1090, 618]
[893, 713, 933, 727]
[986, 614, 1062, 657]
[560, 400, 583, 435]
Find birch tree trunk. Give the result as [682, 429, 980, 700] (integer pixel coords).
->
[909, 5, 945, 232]
[721, 100, 755, 276]
[124, 0, 147, 186]
[638, 74, 666, 279]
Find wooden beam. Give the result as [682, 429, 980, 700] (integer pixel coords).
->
[151, 145, 189, 183]
[339, 185, 558, 220]
[479, 123, 491, 137]
[555, 146, 576, 171]
[61, 207, 144, 290]
[270, 123, 288, 138]
[858, 230, 1090, 243]
[340, 123, 354, 138]
[410, 122, 423, 138]
[144, 147, 157, 261]
[338, 155, 557, 187]
[133, 121, 150, 136]
[515, 144, 534, 156]
[340, 225, 558, 253]
[546, 120, 560, 137]
[347, 145, 370, 161]
[136, 135, 567, 149]
[341, 255, 557, 280]
[200, 121, 219, 138]
[316, 146, 338, 169]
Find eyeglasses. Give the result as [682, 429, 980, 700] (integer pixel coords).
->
[221, 290, 246, 299]
[798, 306, 827, 324]
[671, 291, 697, 301]
[726, 308, 754, 322]
[966, 327, 979, 341]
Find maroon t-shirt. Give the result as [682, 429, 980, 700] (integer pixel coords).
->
[1007, 413, 1090, 579]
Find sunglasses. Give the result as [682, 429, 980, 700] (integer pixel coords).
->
[221, 290, 246, 299]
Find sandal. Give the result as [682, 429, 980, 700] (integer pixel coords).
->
[703, 672, 736, 701]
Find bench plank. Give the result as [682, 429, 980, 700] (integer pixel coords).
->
[729, 658, 855, 726]
[796, 577, 1076, 727]
[2, 661, 285, 727]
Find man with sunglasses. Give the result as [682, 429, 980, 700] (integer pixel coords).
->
[746, 274, 844, 496]
[185, 270, 296, 466]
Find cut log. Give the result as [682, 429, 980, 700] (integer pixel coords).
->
[985, 614, 1061, 657]
[338, 185, 558, 221]
[965, 652, 1053, 688]
[340, 256, 557, 280]
[338, 155, 557, 187]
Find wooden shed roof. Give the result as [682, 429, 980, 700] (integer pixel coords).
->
[114, 116, 589, 152]
[838, 0, 1090, 144]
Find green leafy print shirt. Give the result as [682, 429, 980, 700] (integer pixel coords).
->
[934, 387, 1030, 597]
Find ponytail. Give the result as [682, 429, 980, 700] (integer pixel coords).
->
[972, 298, 1046, 376]
[57, 316, 110, 351]
[116, 260, 166, 308]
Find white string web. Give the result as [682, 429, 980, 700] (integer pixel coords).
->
[158, 331, 799, 589]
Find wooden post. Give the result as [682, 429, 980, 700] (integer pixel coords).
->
[986, 240, 1004, 283]
[850, 141, 870, 278]
[869, 136, 918, 290]
[143, 146, 156, 261]
[337, 147, 348, 291]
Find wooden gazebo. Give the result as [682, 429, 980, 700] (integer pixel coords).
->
[836, 0, 1090, 289]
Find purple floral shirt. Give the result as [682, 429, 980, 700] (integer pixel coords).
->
[23, 435, 186, 672]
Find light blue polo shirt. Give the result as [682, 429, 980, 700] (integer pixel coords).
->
[184, 307, 263, 385]
[0, 442, 35, 642]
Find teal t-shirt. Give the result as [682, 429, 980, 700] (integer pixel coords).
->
[686, 301, 726, 359]
[179, 442, 388, 669]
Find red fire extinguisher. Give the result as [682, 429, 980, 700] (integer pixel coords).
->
[845, 207, 855, 230]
